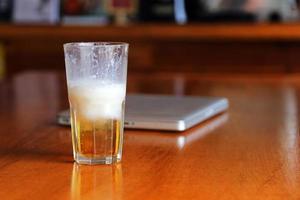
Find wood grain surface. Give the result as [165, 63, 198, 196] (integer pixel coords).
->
[2, 23, 300, 41]
[1, 71, 300, 199]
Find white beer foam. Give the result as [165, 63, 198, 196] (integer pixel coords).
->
[69, 80, 125, 120]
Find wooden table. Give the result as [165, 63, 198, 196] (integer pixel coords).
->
[1, 71, 300, 199]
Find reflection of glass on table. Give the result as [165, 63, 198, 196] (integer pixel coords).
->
[71, 163, 123, 199]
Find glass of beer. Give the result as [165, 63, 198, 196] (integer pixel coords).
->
[64, 42, 128, 165]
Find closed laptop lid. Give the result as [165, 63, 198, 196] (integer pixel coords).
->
[57, 94, 229, 131]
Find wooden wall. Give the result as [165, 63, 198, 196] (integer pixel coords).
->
[1, 24, 300, 76]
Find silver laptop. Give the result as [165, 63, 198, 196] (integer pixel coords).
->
[57, 94, 228, 131]
[126, 113, 229, 149]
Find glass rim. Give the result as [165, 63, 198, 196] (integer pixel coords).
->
[64, 42, 129, 48]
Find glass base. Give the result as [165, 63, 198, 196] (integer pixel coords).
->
[74, 154, 121, 165]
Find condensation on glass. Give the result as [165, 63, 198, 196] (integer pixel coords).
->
[64, 42, 128, 165]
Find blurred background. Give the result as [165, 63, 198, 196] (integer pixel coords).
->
[1, 0, 300, 78]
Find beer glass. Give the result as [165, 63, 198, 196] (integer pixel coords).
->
[64, 42, 128, 165]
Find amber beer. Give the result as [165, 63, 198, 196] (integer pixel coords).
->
[68, 82, 125, 164]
